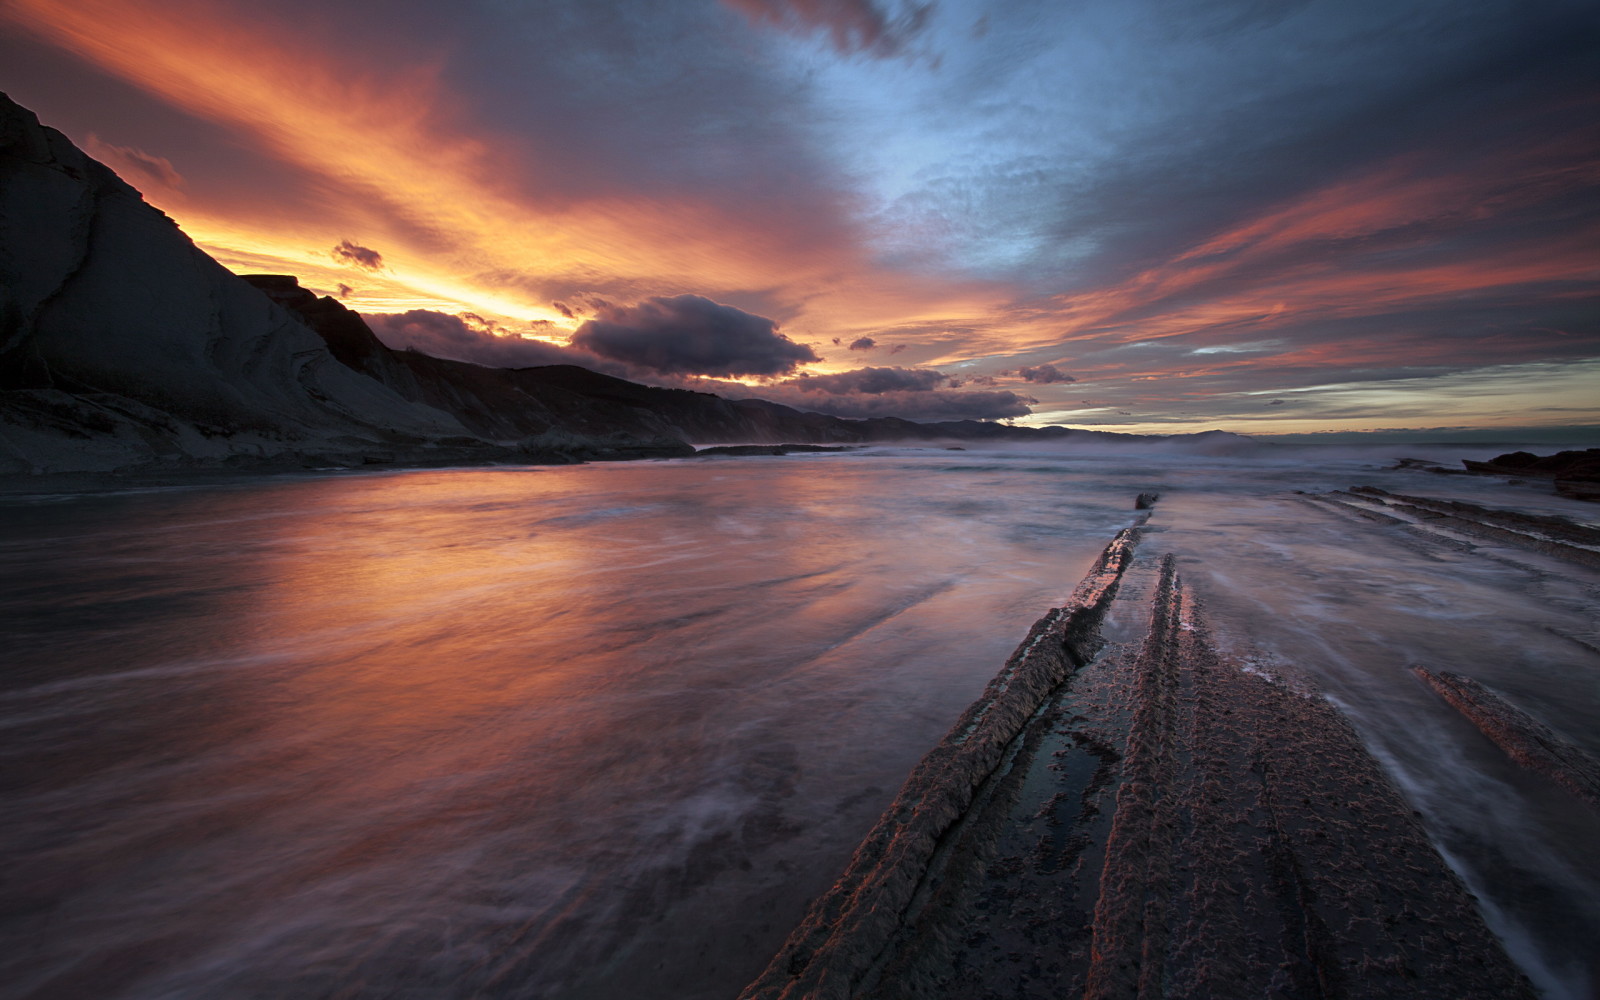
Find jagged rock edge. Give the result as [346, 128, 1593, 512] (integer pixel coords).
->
[738, 518, 1147, 1000]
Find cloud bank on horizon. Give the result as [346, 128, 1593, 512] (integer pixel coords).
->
[0, 0, 1595, 432]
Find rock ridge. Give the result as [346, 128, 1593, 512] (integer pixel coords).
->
[742, 512, 1537, 999]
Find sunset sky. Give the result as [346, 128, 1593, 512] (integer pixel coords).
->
[2, 0, 1596, 435]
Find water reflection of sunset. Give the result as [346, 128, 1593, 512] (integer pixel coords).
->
[3, 459, 1139, 995]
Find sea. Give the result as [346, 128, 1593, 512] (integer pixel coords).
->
[2, 444, 1596, 999]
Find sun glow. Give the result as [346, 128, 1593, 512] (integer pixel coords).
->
[4, 0, 1593, 432]
[4, 0, 872, 324]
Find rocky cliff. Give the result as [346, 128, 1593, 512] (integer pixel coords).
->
[1, 91, 1250, 476]
[0, 92, 498, 473]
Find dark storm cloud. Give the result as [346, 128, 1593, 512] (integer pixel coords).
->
[848, 336, 878, 351]
[742, 364, 1035, 420]
[911, 0, 1599, 302]
[1014, 363, 1074, 384]
[757, 385, 1035, 420]
[570, 295, 820, 377]
[364, 310, 604, 370]
[418, 0, 857, 252]
[363, 310, 1033, 421]
[331, 240, 384, 271]
[783, 365, 948, 394]
[721, 0, 933, 56]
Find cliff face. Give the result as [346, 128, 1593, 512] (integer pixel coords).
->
[241, 273, 874, 447]
[0, 92, 482, 473]
[0, 91, 1252, 475]
[252, 280, 1264, 454]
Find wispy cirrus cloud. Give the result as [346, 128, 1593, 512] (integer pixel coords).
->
[81, 133, 184, 192]
[720, 0, 932, 56]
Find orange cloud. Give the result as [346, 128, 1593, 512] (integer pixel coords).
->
[5, 0, 970, 337]
[986, 131, 1600, 361]
[5, 0, 1593, 433]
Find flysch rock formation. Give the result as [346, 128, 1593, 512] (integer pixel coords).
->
[1315, 486, 1600, 570]
[1411, 668, 1600, 812]
[741, 502, 1538, 1000]
[1, 91, 1261, 477]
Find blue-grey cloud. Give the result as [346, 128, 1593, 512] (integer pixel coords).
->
[571, 294, 820, 377]
[744, 364, 1035, 420]
[857, 0, 1599, 297]
[365, 310, 601, 370]
[1014, 363, 1074, 384]
[781, 365, 946, 394]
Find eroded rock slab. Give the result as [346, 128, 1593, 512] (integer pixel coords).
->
[743, 536, 1536, 1000]
[1414, 668, 1600, 811]
[739, 523, 1146, 1000]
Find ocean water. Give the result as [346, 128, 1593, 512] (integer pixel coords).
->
[2, 445, 1596, 999]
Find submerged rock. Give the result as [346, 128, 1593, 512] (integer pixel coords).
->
[1462, 449, 1600, 502]
[1414, 668, 1600, 811]
[741, 527, 1536, 1000]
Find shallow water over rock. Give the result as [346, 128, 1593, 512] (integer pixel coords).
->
[1, 446, 1596, 999]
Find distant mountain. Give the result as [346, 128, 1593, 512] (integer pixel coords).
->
[0, 92, 1250, 476]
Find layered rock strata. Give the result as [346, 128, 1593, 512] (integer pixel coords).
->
[742, 510, 1535, 1000]
[1413, 668, 1600, 811]
[1313, 486, 1600, 570]
[742, 523, 1146, 1000]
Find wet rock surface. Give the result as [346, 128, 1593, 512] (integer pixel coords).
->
[1462, 450, 1600, 502]
[740, 489, 1571, 1000]
[740, 524, 1147, 1000]
[1322, 485, 1600, 569]
[1413, 668, 1600, 812]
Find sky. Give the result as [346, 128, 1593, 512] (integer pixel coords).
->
[2, 0, 1596, 435]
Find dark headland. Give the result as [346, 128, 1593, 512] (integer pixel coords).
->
[5, 91, 1598, 999]
[0, 90, 1247, 482]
